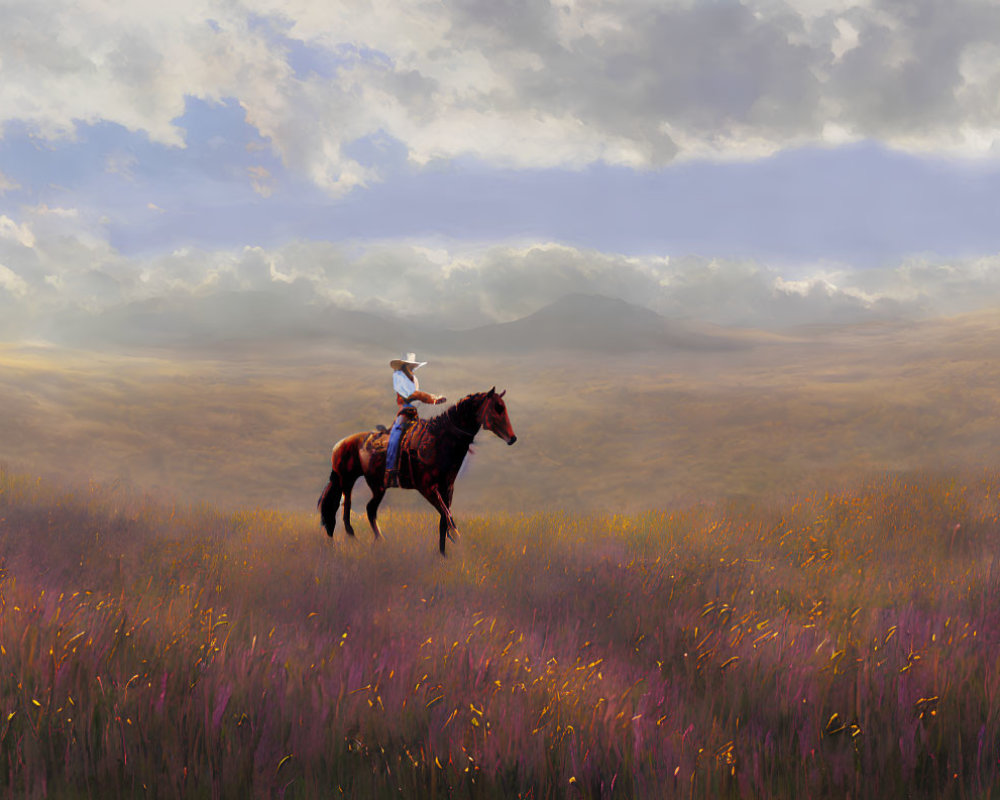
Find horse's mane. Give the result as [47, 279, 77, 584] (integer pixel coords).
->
[426, 391, 487, 436]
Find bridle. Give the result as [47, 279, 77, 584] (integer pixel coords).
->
[443, 412, 478, 440]
[442, 394, 493, 440]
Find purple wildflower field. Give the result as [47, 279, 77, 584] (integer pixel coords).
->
[1, 465, 1000, 798]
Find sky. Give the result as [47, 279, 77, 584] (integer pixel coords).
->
[4, 0, 1000, 343]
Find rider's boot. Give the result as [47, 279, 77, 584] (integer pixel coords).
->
[384, 469, 399, 489]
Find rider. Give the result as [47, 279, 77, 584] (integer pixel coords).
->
[385, 352, 446, 488]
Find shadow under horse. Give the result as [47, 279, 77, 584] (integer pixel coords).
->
[317, 388, 517, 555]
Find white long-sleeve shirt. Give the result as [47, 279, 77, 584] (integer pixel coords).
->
[393, 370, 418, 406]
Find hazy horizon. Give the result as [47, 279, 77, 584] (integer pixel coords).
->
[1, 304, 997, 519]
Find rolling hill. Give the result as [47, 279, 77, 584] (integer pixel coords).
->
[424, 293, 747, 354]
[40, 291, 751, 357]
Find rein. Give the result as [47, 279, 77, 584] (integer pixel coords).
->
[442, 411, 478, 440]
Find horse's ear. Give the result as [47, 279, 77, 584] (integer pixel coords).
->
[488, 386, 496, 396]
[498, 389, 506, 398]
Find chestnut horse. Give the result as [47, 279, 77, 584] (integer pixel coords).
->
[317, 388, 517, 554]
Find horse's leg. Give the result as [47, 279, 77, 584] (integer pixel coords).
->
[438, 513, 449, 555]
[363, 475, 386, 541]
[342, 477, 355, 537]
[318, 470, 342, 537]
[419, 483, 458, 556]
[439, 483, 458, 542]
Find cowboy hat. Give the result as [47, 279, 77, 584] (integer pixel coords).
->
[390, 352, 427, 370]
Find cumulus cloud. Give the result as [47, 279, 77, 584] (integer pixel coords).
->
[5, 0, 1000, 196]
[0, 201, 999, 346]
[0, 263, 29, 297]
[0, 216, 35, 248]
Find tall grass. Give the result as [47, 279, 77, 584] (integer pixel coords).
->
[1, 465, 999, 798]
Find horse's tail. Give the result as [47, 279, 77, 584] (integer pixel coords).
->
[318, 469, 342, 537]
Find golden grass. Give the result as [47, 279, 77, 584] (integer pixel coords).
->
[2, 310, 1000, 517]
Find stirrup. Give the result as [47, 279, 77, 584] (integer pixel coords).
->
[384, 470, 399, 489]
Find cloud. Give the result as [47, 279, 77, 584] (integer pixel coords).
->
[0, 263, 29, 297]
[0, 216, 35, 248]
[1, 202, 1000, 346]
[0, 171, 20, 194]
[247, 165, 274, 197]
[29, 204, 78, 219]
[105, 151, 139, 179]
[5, 0, 1000, 197]
[844, 254, 1000, 317]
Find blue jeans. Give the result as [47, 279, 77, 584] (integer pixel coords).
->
[386, 407, 411, 472]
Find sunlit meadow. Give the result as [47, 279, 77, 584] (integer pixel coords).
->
[5, 309, 1000, 517]
[2, 465, 999, 798]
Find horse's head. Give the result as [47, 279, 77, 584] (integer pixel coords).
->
[479, 387, 517, 445]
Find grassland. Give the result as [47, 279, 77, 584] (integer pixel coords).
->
[2, 465, 1000, 798]
[2, 310, 1000, 796]
[1, 309, 1000, 516]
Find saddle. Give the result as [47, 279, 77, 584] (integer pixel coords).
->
[362, 417, 437, 488]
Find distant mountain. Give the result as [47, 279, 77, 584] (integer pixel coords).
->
[41, 291, 751, 356]
[433, 294, 749, 354]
